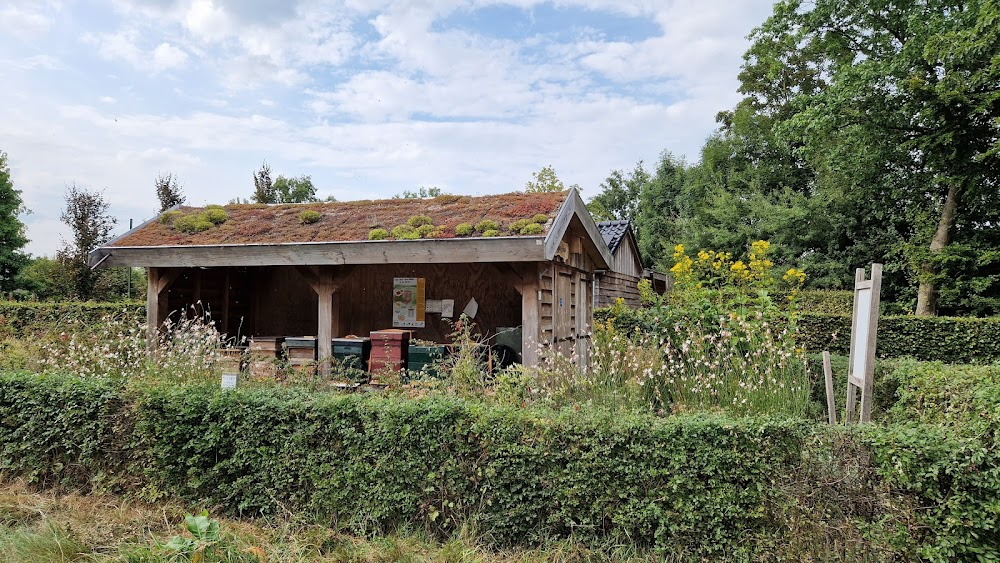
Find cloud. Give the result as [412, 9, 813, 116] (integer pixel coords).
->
[152, 42, 189, 70]
[4, 0, 779, 257]
[0, 6, 53, 39]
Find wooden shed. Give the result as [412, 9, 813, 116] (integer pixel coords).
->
[593, 220, 669, 308]
[89, 189, 612, 373]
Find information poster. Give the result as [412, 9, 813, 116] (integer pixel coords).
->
[392, 277, 425, 327]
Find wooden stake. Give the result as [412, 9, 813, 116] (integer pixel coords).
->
[823, 351, 836, 424]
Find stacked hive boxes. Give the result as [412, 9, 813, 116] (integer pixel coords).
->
[332, 337, 372, 371]
[285, 337, 317, 372]
[369, 329, 411, 373]
[248, 336, 284, 380]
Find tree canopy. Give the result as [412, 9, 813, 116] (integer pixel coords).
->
[0, 151, 29, 292]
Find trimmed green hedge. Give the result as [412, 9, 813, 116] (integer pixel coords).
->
[595, 307, 1000, 363]
[798, 313, 1000, 363]
[795, 290, 855, 315]
[1, 371, 807, 555]
[3, 370, 999, 558]
[0, 301, 144, 337]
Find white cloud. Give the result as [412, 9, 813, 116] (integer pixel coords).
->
[0, 6, 53, 39]
[3, 0, 779, 257]
[152, 42, 189, 70]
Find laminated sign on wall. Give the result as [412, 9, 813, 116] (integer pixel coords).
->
[392, 277, 425, 328]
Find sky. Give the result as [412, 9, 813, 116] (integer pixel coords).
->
[0, 0, 776, 257]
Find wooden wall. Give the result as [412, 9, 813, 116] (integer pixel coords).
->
[594, 271, 642, 308]
[611, 235, 644, 278]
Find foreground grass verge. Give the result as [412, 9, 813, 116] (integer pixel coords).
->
[0, 479, 676, 562]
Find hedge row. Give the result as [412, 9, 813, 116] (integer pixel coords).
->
[0, 371, 803, 556]
[797, 312, 1000, 363]
[3, 370, 1000, 558]
[0, 300, 144, 337]
[595, 307, 1000, 363]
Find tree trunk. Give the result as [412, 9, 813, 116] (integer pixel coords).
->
[915, 182, 960, 316]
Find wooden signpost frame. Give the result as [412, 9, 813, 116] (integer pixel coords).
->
[844, 263, 882, 424]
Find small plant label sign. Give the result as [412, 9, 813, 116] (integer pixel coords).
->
[221, 373, 239, 389]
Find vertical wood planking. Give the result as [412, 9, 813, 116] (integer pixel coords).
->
[521, 263, 540, 367]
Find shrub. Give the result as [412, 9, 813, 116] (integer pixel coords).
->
[519, 222, 544, 235]
[474, 219, 498, 233]
[173, 214, 213, 234]
[368, 228, 389, 240]
[391, 224, 416, 238]
[416, 224, 436, 238]
[531, 213, 549, 224]
[508, 219, 531, 233]
[202, 208, 228, 225]
[407, 215, 433, 227]
[159, 210, 183, 225]
[454, 223, 473, 236]
[481, 229, 500, 237]
[299, 210, 321, 224]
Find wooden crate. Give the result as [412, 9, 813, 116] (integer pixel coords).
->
[248, 336, 284, 356]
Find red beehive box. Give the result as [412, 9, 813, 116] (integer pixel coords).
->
[369, 329, 411, 372]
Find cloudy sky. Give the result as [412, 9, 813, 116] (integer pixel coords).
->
[0, 0, 775, 257]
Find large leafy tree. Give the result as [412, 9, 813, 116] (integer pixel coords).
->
[588, 162, 651, 223]
[634, 152, 689, 268]
[0, 151, 29, 292]
[742, 0, 1000, 315]
[273, 175, 318, 203]
[524, 165, 567, 193]
[59, 184, 117, 299]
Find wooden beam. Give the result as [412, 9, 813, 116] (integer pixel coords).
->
[520, 263, 540, 367]
[90, 238, 548, 268]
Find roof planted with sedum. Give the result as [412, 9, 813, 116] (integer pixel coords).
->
[110, 191, 569, 248]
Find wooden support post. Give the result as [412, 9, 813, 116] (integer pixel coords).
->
[316, 267, 335, 377]
[146, 267, 181, 351]
[823, 351, 837, 424]
[521, 264, 540, 367]
[146, 267, 160, 349]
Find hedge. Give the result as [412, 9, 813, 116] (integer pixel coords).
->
[0, 371, 808, 556]
[797, 312, 1000, 363]
[0, 300, 144, 337]
[3, 370, 999, 558]
[595, 307, 1000, 363]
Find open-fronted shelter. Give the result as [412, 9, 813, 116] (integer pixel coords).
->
[89, 189, 612, 373]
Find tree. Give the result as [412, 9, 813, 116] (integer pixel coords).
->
[59, 184, 117, 299]
[394, 186, 447, 199]
[742, 0, 1000, 315]
[524, 165, 566, 193]
[0, 151, 29, 292]
[588, 162, 651, 222]
[155, 172, 185, 212]
[273, 175, 318, 203]
[634, 152, 689, 268]
[252, 162, 275, 204]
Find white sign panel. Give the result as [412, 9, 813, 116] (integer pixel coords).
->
[851, 288, 872, 380]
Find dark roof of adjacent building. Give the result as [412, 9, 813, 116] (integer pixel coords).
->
[596, 220, 632, 253]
